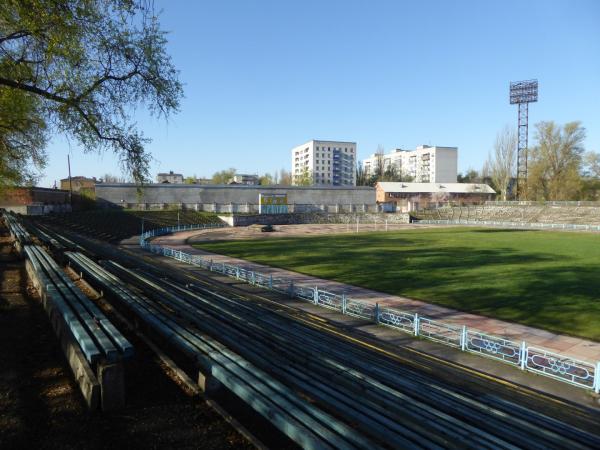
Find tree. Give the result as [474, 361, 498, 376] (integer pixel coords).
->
[278, 169, 292, 186]
[184, 176, 197, 184]
[576, 152, 600, 200]
[294, 167, 313, 186]
[0, 87, 47, 185]
[583, 152, 600, 179]
[457, 169, 481, 183]
[259, 173, 274, 185]
[486, 126, 517, 200]
[0, 0, 183, 187]
[527, 121, 586, 201]
[373, 145, 385, 179]
[381, 164, 413, 183]
[211, 168, 236, 184]
[102, 173, 127, 183]
[358, 145, 414, 187]
[356, 162, 368, 186]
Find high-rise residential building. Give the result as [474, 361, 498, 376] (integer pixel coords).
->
[362, 145, 457, 183]
[291, 140, 356, 186]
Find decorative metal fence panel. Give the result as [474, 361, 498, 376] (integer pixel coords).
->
[378, 308, 414, 334]
[253, 273, 271, 288]
[345, 299, 376, 321]
[237, 267, 249, 281]
[294, 285, 315, 302]
[270, 278, 290, 294]
[465, 330, 521, 366]
[417, 317, 462, 348]
[316, 290, 343, 311]
[192, 256, 209, 269]
[139, 223, 600, 394]
[525, 347, 597, 390]
[224, 264, 237, 277]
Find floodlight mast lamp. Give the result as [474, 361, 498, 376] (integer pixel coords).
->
[510, 79, 538, 200]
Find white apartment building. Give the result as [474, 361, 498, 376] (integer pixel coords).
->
[362, 145, 457, 183]
[291, 140, 356, 186]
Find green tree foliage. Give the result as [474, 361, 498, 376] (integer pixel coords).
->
[357, 146, 414, 187]
[0, 0, 183, 187]
[0, 87, 46, 185]
[258, 173, 273, 185]
[356, 162, 368, 186]
[578, 152, 600, 200]
[527, 121, 586, 201]
[580, 178, 600, 201]
[457, 169, 481, 183]
[583, 152, 600, 179]
[212, 168, 236, 184]
[380, 165, 413, 183]
[294, 167, 313, 186]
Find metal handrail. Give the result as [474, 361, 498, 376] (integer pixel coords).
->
[139, 223, 600, 394]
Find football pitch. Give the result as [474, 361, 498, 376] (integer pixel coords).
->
[196, 227, 600, 341]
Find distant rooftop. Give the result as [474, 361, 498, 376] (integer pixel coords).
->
[157, 170, 183, 176]
[60, 176, 96, 182]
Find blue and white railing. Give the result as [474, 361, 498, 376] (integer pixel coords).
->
[140, 223, 600, 394]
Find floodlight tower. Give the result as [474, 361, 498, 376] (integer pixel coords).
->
[509, 79, 538, 199]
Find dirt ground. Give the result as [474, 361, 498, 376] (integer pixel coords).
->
[0, 224, 251, 449]
[187, 222, 435, 244]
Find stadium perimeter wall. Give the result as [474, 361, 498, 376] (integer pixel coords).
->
[218, 212, 411, 227]
[95, 184, 377, 212]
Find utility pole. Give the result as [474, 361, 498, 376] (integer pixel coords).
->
[67, 154, 73, 206]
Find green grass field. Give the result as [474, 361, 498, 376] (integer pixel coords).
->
[196, 227, 600, 341]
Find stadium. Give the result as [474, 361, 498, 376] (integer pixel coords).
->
[3, 1, 600, 448]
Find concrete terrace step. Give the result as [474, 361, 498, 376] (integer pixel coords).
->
[416, 205, 600, 226]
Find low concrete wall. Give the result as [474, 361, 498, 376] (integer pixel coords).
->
[3, 204, 72, 215]
[221, 212, 411, 227]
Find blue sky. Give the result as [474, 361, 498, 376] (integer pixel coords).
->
[40, 0, 600, 186]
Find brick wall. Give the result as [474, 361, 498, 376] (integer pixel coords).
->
[0, 187, 70, 206]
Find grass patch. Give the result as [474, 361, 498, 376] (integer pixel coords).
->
[195, 227, 600, 341]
